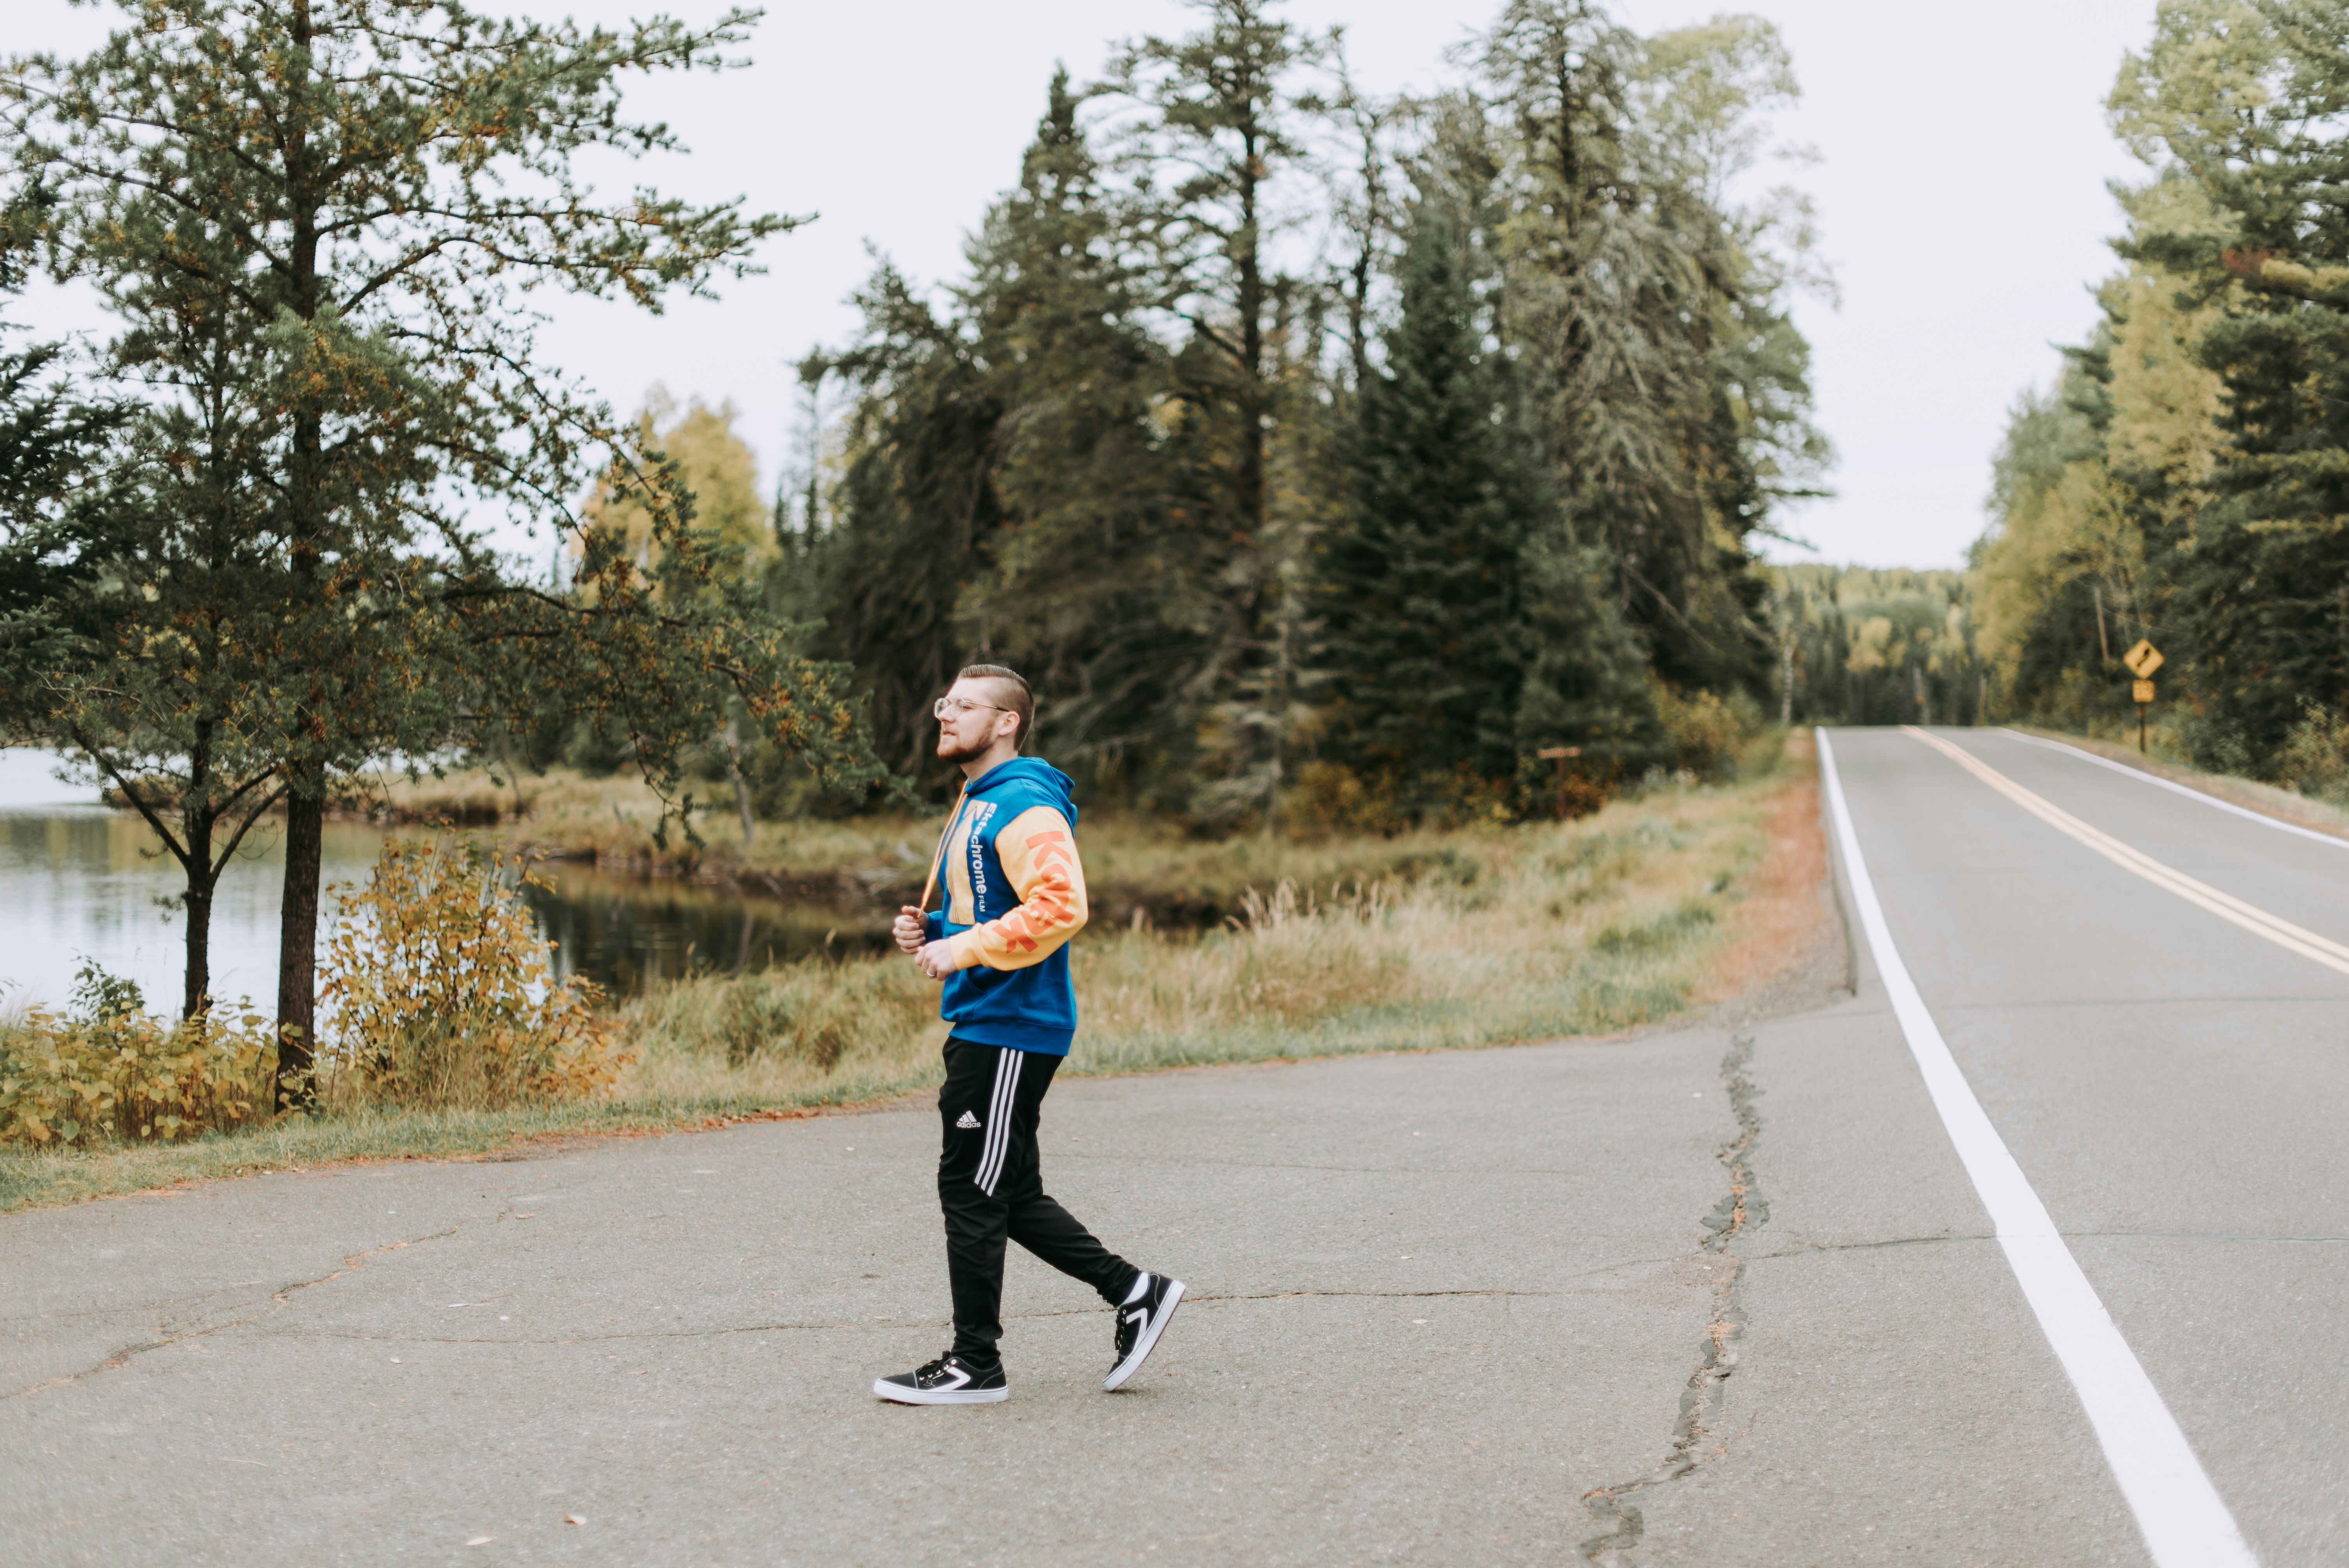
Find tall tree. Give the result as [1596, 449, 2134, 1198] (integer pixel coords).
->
[959, 69, 1205, 798]
[1104, 0, 1331, 820]
[813, 71, 1218, 805]
[2114, 0, 2349, 758]
[814, 264, 1008, 783]
[4, 0, 858, 1091]
[0, 214, 127, 667]
[1322, 194, 1544, 799]
[1476, 2, 1826, 696]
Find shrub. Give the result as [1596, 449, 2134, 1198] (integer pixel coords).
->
[620, 955, 937, 1071]
[1653, 681, 1767, 779]
[2281, 698, 2349, 804]
[0, 962, 275, 1146]
[1282, 761, 1409, 835]
[320, 839, 629, 1108]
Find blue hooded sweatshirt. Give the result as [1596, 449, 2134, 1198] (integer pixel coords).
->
[921, 757, 1088, 1055]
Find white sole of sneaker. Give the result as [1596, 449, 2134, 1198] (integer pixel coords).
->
[872, 1380, 1009, 1405]
[1103, 1279, 1184, 1392]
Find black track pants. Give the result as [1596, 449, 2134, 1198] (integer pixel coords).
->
[938, 1036, 1139, 1360]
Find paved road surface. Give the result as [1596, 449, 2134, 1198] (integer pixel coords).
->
[2, 726, 2341, 1565]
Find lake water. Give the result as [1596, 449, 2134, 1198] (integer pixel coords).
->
[0, 750, 883, 1014]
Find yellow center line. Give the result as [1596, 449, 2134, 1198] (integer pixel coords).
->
[1902, 725, 2349, 979]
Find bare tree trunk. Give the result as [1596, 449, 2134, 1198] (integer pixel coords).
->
[723, 719, 756, 846]
[183, 881, 215, 1021]
[275, 775, 324, 1108]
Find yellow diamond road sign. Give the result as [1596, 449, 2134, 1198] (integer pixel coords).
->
[2123, 639, 2164, 679]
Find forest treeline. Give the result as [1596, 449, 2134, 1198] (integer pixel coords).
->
[599, 0, 1839, 829]
[0, 0, 1843, 1062]
[1972, 0, 2349, 794]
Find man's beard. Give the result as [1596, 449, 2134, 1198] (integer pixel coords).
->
[936, 732, 992, 767]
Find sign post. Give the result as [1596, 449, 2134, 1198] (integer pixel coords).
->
[1536, 745, 1582, 822]
[2123, 640, 2164, 754]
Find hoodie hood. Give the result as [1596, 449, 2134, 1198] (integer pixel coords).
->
[963, 756, 1078, 827]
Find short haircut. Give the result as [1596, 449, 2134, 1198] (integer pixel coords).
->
[957, 663, 1034, 751]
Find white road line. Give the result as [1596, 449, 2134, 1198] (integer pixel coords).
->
[1817, 729, 2258, 1568]
[1907, 727, 2349, 979]
[1999, 729, 2349, 851]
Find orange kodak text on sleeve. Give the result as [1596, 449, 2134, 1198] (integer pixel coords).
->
[989, 830, 1077, 953]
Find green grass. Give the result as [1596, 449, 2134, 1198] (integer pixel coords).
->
[3, 740, 1806, 1215]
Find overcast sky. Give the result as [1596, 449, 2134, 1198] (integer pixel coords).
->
[13, 0, 2160, 570]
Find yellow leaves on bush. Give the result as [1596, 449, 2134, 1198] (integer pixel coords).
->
[1652, 680, 1765, 779]
[2281, 698, 2349, 807]
[0, 1007, 273, 1147]
[321, 839, 629, 1109]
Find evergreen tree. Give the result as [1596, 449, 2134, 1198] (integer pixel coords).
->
[814, 265, 1008, 782]
[958, 71, 1210, 802]
[0, 224, 127, 668]
[1474, 2, 1825, 698]
[1322, 196, 1542, 801]
[1513, 533, 1659, 768]
[791, 2, 1838, 821]
[1104, 0, 1331, 822]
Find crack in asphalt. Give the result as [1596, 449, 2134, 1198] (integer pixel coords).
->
[1745, 1228, 2349, 1264]
[1750, 1234, 1976, 1258]
[251, 1288, 1561, 1347]
[1, 1219, 479, 1402]
[1056, 1154, 1623, 1176]
[1578, 1031, 1768, 1566]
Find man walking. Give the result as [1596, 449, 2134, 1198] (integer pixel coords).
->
[875, 663, 1184, 1406]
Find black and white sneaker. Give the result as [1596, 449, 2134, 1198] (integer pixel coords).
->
[873, 1354, 1008, 1405]
[1104, 1273, 1184, 1391]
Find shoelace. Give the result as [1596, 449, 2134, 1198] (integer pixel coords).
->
[918, 1355, 999, 1384]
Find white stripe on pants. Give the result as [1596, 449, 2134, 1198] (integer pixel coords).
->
[976, 1048, 1023, 1195]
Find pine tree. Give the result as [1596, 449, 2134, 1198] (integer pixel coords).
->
[0, 230, 126, 664]
[2060, 0, 2349, 763]
[1105, 0, 1330, 822]
[1513, 533, 1658, 770]
[815, 265, 1008, 781]
[959, 70, 1207, 798]
[1322, 196, 1541, 803]
[1474, 2, 1824, 698]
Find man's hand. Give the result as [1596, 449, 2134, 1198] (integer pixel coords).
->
[893, 905, 925, 954]
[914, 939, 960, 981]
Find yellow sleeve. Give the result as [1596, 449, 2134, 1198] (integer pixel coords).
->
[945, 805, 1088, 971]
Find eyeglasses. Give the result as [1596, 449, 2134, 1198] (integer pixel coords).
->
[933, 697, 1006, 720]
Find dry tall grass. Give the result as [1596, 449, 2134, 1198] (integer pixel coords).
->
[362, 764, 1726, 924]
[1, 745, 1817, 1212]
[615, 757, 1786, 1099]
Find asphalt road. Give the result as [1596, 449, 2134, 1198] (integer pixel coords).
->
[1, 725, 2341, 1566]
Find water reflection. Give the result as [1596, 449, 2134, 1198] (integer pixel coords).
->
[519, 867, 891, 993]
[0, 804, 383, 1010]
[0, 749, 886, 1009]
